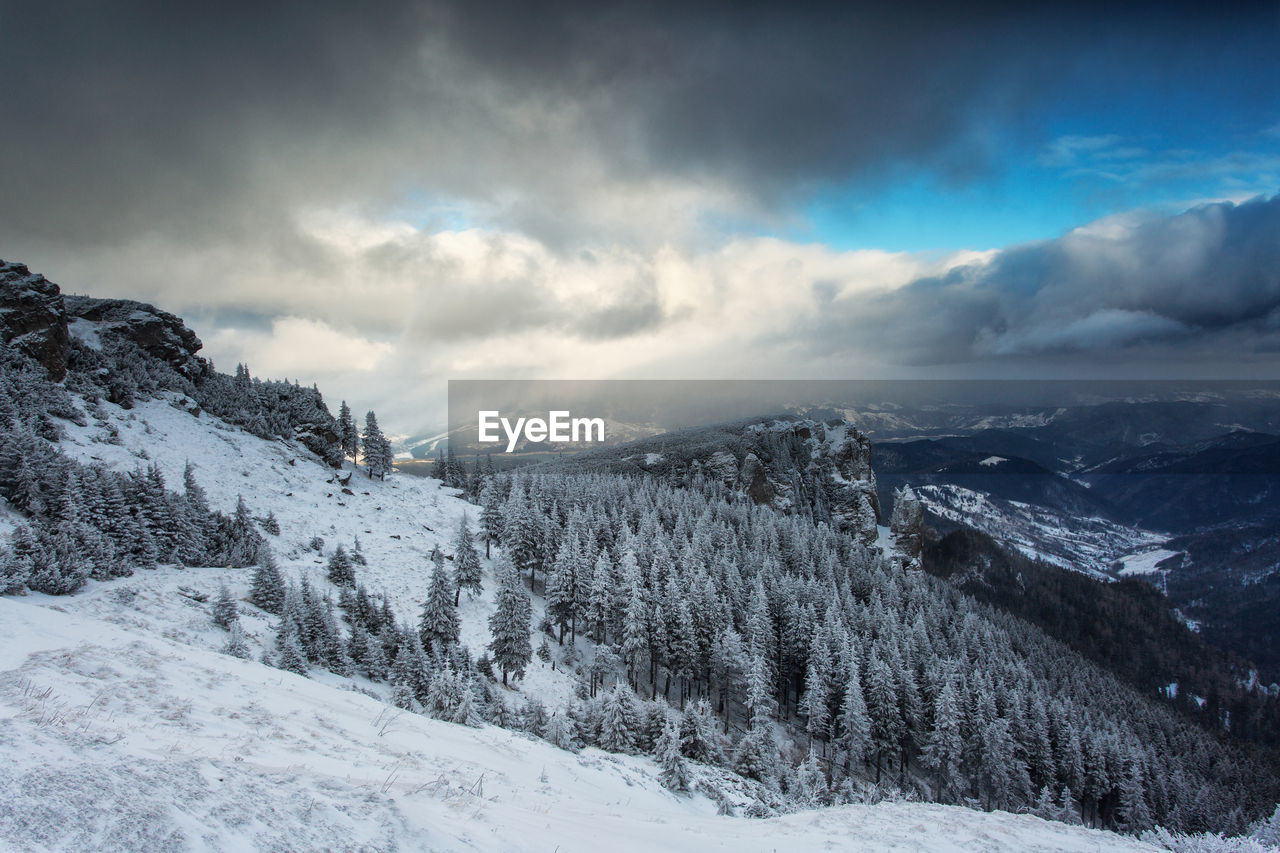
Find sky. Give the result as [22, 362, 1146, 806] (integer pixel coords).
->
[2, 1, 1279, 434]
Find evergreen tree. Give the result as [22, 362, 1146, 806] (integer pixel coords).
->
[1031, 786, 1059, 821]
[546, 533, 582, 644]
[503, 488, 544, 587]
[261, 510, 280, 536]
[621, 575, 650, 687]
[362, 411, 391, 479]
[276, 623, 309, 676]
[337, 400, 359, 462]
[479, 480, 503, 559]
[250, 552, 286, 614]
[732, 726, 778, 786]
[221, 624, 252, 660]
[391, 677, 416, 711]
[795, 749, 830, 807]
[586, 551, 613, 644]
[453, 512, 483, 603]
[488, 557, 532, 685]
[0, 525, 37, 593]
[681, 698, 727, 765]
[837, 664, 871, 775]
[920, 674, 964, 802]
[179, 462, 212, 564]
[545, 709, 579, 751]
[799, 641, 833, 749]
[598, 682, 639, 753]
[656, 717, 691, 791]
[327, 544, 356, 587]
[864, 652, 902, 783]
[978, 716, 1018, 811]
[347, 622, 386, 679]
[212, 583, 239, 629]
[1116, 753, 1154, 833]
[25, 525, 89, 594]
[419, 555, 460, 651]
[745, 651, 776, 729]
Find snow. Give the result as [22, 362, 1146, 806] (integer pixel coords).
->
[915, 484, 1165, 580]
[0, 395, 1160, 851]
[55, 393, 580, 706]
[644, 452, 664, 466]
[1117, 549, 1181, 577]
[66, 317, 102, 350]
[0, 599, 1155, 853]
[979, 455, 1008, 467]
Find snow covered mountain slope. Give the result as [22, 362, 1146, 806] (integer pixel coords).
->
[0, 392, 1167, 851]
[915, 483, 1164, 578]
[0, 598, 1159, 853]
[53, 391, 579, 708]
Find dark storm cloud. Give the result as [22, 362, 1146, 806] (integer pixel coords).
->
[2, 1, 1273, 249]
[800, 194, 1280, 367]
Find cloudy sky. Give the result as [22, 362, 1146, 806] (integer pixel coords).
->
[3, 2, 1279, 433]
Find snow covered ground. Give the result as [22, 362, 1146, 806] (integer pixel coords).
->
[0, 395, 1161, 851]
[1117, 549, 1182, 577]
[0, 597, 1159, 852]
[56, 394, 580, 707]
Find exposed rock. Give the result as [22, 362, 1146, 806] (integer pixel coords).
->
[738, 452, 775, 505]
[0, 260, 71, 380]
[295, 423, 345, 468]
[64, 295, 207, 379]
[890, 485, 925, 564]
[811, 423, 881, 545]
[558, 415, 882, 544]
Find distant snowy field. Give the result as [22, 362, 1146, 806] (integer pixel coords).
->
[916, 484, 1165, 579]
[1117, 550, 1182, 577]
[0, 396, 1158, 851]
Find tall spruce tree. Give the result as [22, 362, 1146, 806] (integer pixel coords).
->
[488, 556, 532, 685]
[337, 400, 359, 462]
[453, 512, 483, 604]
[362, 411, 390, 479]
[920, 673, 964, 802]
[656, 717, 691, 791]
[479, 480, 503, 558]
[250, 551, 286, 614]
[419, 556, 460, 652]
[598, 682, 639, 753]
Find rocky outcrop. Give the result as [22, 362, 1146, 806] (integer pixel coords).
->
[738, 452, 775, 505]
[64, 295, 207, 379]
[563, 416, 883, 544]
[702, 419, 883, 543]
[813, 423, 881, 543]
[0, 262, 208, 384]
[0, 261, 72, 380]
[890, 485, 924, 564]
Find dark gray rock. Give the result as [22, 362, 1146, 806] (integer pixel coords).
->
[64, 295, 207, 379]
[0, 260, 72, 380]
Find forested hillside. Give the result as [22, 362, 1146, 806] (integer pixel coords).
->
[2, 261, 1279, 849]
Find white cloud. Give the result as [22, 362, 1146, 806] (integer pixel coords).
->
[208, 316, 393, 375]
